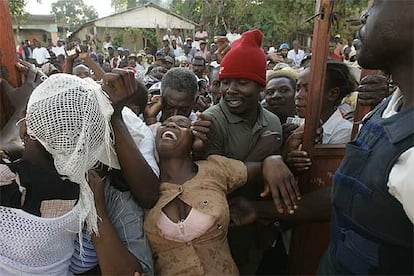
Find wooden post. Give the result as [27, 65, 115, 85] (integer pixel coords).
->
[0, 0, 21, 129]
[288, 0, 345, 275]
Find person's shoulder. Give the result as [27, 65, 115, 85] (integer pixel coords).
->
[262, 107, 283, 129]
[204, 103, 223, 117]
[262, 107, 281, 121]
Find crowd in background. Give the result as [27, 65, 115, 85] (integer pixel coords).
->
[1, 1, 412, 275]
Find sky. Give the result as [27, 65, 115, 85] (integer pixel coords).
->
[25, 0, 114, 18]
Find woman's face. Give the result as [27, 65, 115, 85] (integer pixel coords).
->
[156, 115, 193, 157]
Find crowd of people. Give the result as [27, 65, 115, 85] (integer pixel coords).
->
[1, 0, 413, 275]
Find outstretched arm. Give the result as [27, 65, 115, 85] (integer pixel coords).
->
[245, 155, 300, 215]
[80, 52, 105, 81]
[230, 186, 331, 226]
[102, 69, 159, 208]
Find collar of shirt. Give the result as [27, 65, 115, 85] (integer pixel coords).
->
[382, 88, 403, 118]
[323, 108, 344, 136]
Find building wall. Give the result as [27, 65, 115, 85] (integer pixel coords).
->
[15, 29, 51, 46]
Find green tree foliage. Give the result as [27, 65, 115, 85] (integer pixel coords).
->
[9, 0, 27, 19]
[9, 0, 41, 38]
[111, 0, 139, 13]
[170, 0, 369, 46]
[51, 0, 98, 32]
[111, 0, 169, 13]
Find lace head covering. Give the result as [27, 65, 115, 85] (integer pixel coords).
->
[25, 73, 116, 252]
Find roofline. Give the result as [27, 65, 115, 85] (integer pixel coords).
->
[71, 2, 197, 36]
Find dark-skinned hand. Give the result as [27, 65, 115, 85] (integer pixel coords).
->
[191, 112, 212, 152]
[261, 155, 301, 214]
[357, 74, 389, 107]
[214, 36, 231, 63]
[0, 62, 47, 159]
[101, 69, 136, 114]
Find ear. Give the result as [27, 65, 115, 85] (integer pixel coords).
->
[327, 86, 340, 102]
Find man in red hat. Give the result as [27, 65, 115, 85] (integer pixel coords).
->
[203, 29, 295, 274]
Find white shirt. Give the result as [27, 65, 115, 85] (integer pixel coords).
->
[122, 107, 159, 177]
[287, 49, 305, 67]
[322, 109, 353, 144]
[380, 90, 414, 223]
[52, 46, 66, 57]
[173, 46, 184, 57]
[32, 47, 51, 65]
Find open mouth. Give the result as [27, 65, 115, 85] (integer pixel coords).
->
[161, 130, 178, 141]
[226, 99, 243, 108]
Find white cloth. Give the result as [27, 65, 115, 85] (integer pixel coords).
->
[122, 107, 159, 177]
[0, 204, 80, 275]
[287, 49, 305, 67]
[52, 46, 66, 57]
[32, 47, 50, 65]
[381, 90, 414, 223]
[173, 46, 184, 57]
[322, 109, 353, 144]
[226, 32, 241, 43]
[103, 42, 113, 50]
[344, 61, 362, 82]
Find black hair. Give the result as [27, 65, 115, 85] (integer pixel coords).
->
[192, 56, 206, 65]
[326, 60, 357, 106]
[161, 67, 198, 97]
[268, 75, 297, 91]
[133, 80, 148, 115]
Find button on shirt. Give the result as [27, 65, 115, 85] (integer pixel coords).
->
[144, 155, 248, 275]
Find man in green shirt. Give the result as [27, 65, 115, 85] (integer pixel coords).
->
[203, 29, 291, 275]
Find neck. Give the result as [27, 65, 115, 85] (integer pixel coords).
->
[22, 142, 54, 169]
[159, 156, 196, 184]
[320, 105, 336, 123]
[389, 58, 414, 109]
[241, 104, 260, 127]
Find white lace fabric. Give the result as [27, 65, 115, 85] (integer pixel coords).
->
[24, 74, 116, 251]
[0, 204, 80, 275]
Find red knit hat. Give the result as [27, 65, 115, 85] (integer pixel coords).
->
[219, 29, 266, 86]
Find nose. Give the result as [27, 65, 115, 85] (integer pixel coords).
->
[295, 88, 305, 101]
[270, 90, 283, 100]
[226, 81, 238, 95]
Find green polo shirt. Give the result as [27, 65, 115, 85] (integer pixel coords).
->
[203, 99, 282, 161]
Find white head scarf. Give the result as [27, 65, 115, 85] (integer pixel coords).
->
[26, 73, 116, 252]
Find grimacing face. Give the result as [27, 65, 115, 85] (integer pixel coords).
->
[161, 88, 195, 121]
[156, 115, 193, 157]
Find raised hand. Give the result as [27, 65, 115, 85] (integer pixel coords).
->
[144, 95, 162, 120]
[214, 36, 231, 63]
[101, 68, 136, 114]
